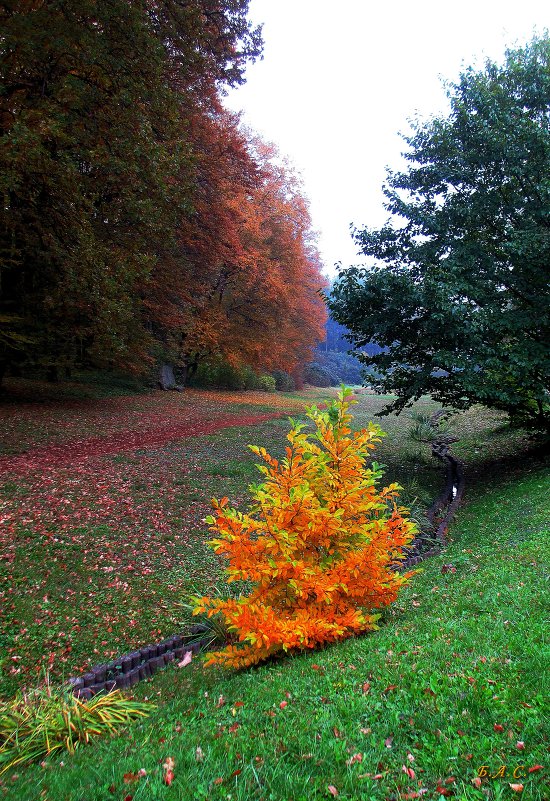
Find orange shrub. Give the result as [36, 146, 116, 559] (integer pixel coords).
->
[193, 387, 416, 668]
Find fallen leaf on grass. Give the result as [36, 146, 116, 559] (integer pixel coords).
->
[472, 777, 482, 788]
[493, 723, 504, 732]
[163, 757, 175, 786]
[327, 785, 338, 797]
[528, 765, 543, 773]
[195, 746, 204, 762]
[402, 765, 415, 779]
[345, 753, 363, 766]
[516, 741, 525, 750]
[384, 736, 394, 748]
[509, 784, 524, 793]
[177, 651, 192, 668]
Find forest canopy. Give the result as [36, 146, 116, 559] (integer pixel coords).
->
[0, 0, 326, 385]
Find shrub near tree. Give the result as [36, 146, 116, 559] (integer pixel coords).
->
[193, 387, 416, 668]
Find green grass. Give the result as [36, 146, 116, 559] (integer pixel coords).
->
[1, 469, 547, 799]
[0, 388, 548, 798]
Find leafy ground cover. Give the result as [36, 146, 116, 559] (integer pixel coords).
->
[0, 381, 548, 799]
[0, 384, 313, 697]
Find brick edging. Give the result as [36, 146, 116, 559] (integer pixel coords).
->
[67, 629, 211, 699]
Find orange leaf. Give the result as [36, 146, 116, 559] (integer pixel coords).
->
[327, 785, 338, 797]
[528, 765, 543, 773]
[509, 784, 524, 793]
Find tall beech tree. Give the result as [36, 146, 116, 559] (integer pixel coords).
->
[329, 37, 550, 430]
[0, 0, 262, 381]
[147, 111, 327, 382]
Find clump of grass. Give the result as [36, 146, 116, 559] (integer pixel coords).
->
[408, 409, 453, 443]
[0, 684, 153, 775]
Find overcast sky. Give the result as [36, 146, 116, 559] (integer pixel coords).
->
[224, 0, 549, 278]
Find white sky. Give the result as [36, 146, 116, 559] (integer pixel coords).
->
[224, 0, 549, 277]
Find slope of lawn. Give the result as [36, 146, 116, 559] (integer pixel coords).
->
[0, 381, 548, 799]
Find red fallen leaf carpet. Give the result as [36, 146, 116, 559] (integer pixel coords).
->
[0, 388, 305, 690]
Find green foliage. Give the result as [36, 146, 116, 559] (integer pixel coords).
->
[271, 369, 296, 392]
[0, 685, 152, 775]
[257, 373, 277, 392]
[190, 357, 275, 391]
[408, 410, 452, 444]
[329, 35, 550, 431]
[303, 361, 340, 387]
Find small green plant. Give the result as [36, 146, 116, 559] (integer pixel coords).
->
[409, 410, 453, 444]
[0, 684, 153, 775]
[257, 374, 276, 392]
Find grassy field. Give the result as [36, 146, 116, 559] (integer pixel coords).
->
[0, 380, 548, 799]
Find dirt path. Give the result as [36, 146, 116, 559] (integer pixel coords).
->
[0, 412, 282, 477]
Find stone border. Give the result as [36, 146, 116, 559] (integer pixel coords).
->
[67, 629, 211, 699]
[400, 438, 465, 569]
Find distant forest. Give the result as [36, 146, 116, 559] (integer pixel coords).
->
[305, 316, 383, 387]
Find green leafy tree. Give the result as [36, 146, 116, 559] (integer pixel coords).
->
[329, 36, 550, 431]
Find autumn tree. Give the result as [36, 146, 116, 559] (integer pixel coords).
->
[329, 36, 550, 430]
[147, 116, 327, 382]
[0, 0, 262, 383]
[194, 387, 416, 668]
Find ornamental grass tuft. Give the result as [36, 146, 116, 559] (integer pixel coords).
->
[0, 683, 153, 775]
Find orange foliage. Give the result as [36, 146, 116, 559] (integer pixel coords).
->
[145, 108, 327, 380]
[193, 387, 416, 668]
